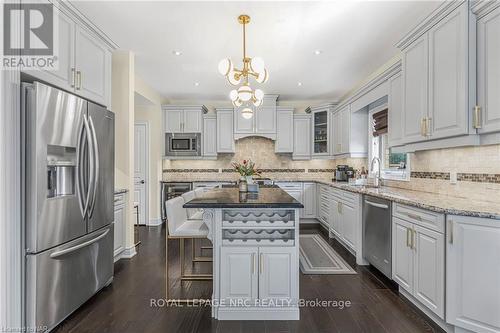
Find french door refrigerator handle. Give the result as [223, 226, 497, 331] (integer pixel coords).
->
[76, 120, 86, 217]
[49, 229, 109, 259]
[88, 115, 99, 218]
[83, 114, 94, 218]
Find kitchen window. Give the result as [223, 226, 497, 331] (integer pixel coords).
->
[368, 99, 410, 181]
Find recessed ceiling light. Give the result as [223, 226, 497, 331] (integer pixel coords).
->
[194, 82, 200, 86]
[172, 50, 182, 56]
[297, 82, 302, 87]
[314, 50, 322, 55]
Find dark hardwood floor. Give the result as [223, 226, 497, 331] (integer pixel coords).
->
[54, 224, 443, 333]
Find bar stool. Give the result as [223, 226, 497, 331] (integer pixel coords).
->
[165, 196, 212, 300]
[182, 191, 212, 263]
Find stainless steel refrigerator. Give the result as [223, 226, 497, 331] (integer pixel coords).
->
[22, 82, 115, 331]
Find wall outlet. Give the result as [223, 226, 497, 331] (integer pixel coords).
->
[218, 168, 222, 173]
[305, 169, 309, 173]
[450, 171, 457, 185]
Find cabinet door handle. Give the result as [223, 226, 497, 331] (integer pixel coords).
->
[420, 118, 426, 136]
[406, 227, 411, 247]
[474, 106, 482, 129]
[259, 253, 263, 274]
[76, 70, 82, 90]
[252, 253, 255, 274]
[448, 219, 453, 244]
[405, 212, 422, 221]
[425, 117, 431, 136]
[412, 228, 417, 250]
[71, 68, 76, 88]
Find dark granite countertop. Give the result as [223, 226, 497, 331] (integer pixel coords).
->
[183, 187, 304, 209]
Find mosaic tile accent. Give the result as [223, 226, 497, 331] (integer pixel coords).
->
[458, 173, 500, 184]
[308, 169, 336, 173]
[411, 171, 450, 180]
[163, 169, 219, 173]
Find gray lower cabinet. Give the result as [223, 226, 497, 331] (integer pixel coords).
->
[113, 193, 126, 261]
[391, 204, 445, 319]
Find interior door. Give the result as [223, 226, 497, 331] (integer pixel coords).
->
[134, 122, 148, 225]
[25, 82, 87, 253]
[87, 104, 114, 232]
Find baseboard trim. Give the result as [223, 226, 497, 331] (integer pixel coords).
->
[216, 306, 299, 320]
[148, 218, 163, 226]
[399, 288, 452, 333]
[121, 245, 137, 259]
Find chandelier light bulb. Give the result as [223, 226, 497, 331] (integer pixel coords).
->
[253, 98, 263, 107]
[227, 70, 241, 86]
[256, 69, 268, 84]
[254, 89, 264, 101]
[229, 89, 238, 101]
[241, 107, 254, 119]
[250, 57, 265, 74]
[218, 58, 233, 76]
[238, 85, 253, 102]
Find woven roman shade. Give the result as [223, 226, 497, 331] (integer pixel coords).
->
[372, 108, 388, 137]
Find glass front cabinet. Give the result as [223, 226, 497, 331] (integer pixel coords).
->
[310, 104, 335, 157]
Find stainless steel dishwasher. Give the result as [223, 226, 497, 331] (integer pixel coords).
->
[362, 195, 392, 278]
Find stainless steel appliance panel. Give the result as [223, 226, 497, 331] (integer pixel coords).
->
[160, 182, 192, 221]
[24, 82, 87, 253]
[165, 133, 201, 156]
[362, 195, 392, 278]
[87, 103, 114, 233]
[25, 225, 114, 332]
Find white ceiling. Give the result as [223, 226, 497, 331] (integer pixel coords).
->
[73, 1, 441, 102]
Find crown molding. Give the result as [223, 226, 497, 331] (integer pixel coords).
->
[162, 105, 209, 114]
[334, 59, 402, 112]
[471, 0, 500, 17]
[396, 0, 466, 50]
[309, 103, 338, 113]
[54, 0, 119, 50]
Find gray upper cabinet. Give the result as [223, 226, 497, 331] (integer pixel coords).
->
[24, 1, 113, 108]
[310, 104, 333, 157]
[292, 114, 311, 160]
[275, 108, 294, 153]
[216, 108, 235, 153]
[203, 115, 217, 157]
[75, 26, 112, 107]
[388, 73, 404, 147]
[401, 34, 429, 144]
[428, 3, 468, 140]
[476, 2, 500, 134]
[399, 1, 473, 145]
[163, 106, 206, 133]
[233, 95, 278, 139]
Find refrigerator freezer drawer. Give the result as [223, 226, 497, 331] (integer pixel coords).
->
[26, 225, 114, 332]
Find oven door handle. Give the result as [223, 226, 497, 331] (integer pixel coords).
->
[364, 200, 389, 210]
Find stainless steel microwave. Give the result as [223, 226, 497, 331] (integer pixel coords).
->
[165, 133, 201, 156]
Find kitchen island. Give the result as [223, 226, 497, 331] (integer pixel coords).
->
[184, 187, 303, 320]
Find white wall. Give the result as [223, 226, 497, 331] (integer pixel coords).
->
[134, 76, 167, 224]
[112, 51, 136, 251]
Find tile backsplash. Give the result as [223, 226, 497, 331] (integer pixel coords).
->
[162, 136, 500, 199]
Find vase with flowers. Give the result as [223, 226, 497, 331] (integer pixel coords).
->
[232, 159, 261, 192]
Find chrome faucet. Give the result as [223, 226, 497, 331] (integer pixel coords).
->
[370, 157, 382, 188]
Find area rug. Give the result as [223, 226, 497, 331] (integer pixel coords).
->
[299, 234, 357, 274]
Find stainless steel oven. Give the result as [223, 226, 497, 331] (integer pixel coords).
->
[165, 133, 201, 157]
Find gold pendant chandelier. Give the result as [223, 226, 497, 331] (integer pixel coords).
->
[218, 14, 269, 119]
